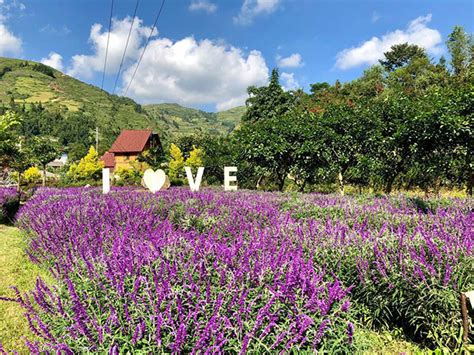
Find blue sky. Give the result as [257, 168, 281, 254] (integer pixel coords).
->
[0, 0, 472, 111]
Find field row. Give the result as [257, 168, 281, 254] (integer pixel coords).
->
[1, 187, 473, 352]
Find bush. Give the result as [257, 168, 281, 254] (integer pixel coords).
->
[67, 147, 104, 183]
[0, 187, 19, 224]
[23, 166, 42, 184]
[32, 63, 55, 78]
[114, 167, 143, 186]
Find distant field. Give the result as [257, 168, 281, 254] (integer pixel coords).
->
[144, 103, 244, 136]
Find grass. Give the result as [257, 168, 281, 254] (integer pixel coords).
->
[0, 225, 53, 352]
[354, 328, 426, 354]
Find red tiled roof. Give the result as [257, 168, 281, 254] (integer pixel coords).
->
[109, 130, 152, 153]
[100, 151, 115, 168]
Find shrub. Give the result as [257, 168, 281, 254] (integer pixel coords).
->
[32, 63, 55, 78]
[114, 167, 143, 186]
[67, 147, 104, 184]
[23, 166, 42, 184]
[0, 187, 19, 223]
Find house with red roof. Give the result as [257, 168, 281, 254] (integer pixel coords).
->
[100, 130, 161, 171]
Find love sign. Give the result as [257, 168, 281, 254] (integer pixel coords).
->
[143, 169, 170, 193]
[102, 166, 237, 194]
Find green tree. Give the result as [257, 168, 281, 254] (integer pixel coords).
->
[138, 145, 166, 169]
[243, 68, 294, 123]
[0, 110, 21, 134]
[29, 136, 61, 186]
[58, 113, 95, 161]
[199, 135, 234, 185]
[0, 111, 22, 170]
[379, 43, 427, 72]
[287, 112, 325, 192]
[235, 115, 297, 191]
[168, 143, 185, 182]
[317, 103, 372, 195]
[1, 134, 34, 193]
[447, 26, 472, 76]
[67, 146, 104, 183]
[185, 145, 204, 174]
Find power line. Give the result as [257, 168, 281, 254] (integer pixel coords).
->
[124, 0, 166, 97]
[101, 0, 115, 90]
[112, 0, 140, 95]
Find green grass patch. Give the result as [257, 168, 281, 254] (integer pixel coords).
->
[0, 225, 53, 352]
[354, 328, 426, 354]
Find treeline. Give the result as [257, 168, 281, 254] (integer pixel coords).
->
[1, 26, 472, 195]
[178, 26, 473, 195]
[0, 100, 98, 162]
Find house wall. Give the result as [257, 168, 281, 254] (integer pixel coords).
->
[114, 153, 139, 170]
[109, 134, 160, 170]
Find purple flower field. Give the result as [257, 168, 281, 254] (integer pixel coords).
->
[2, 187, 474, 352]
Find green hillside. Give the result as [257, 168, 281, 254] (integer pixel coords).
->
[143, 103, 243, 136]
[0, 57, 151, 142]
[0, 57, 245, 154]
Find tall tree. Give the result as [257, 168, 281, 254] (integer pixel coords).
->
[243, 68, 294, 123]
[379, 43, 427, 72]
[235, 115, 297, 191]
[317, 103, 372, 195]
[0, 111, 22, 169]
[168, 144, 185, 183]
[29, 136, 61, 186]
[447, 26, 472, 76]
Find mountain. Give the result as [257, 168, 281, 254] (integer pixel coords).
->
[0, 57, 150, 133]
[0, 57, 245, 151]
[143, 103, 244, 137]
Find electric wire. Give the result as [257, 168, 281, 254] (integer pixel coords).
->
[112, 0, 140, 95]
[101, 0, 115, 90]
[124, 0, 166, 96]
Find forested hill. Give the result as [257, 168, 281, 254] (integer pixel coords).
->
[144, 103, 244, 136]
[0, 57, 244, 158]
[0, 57, 150, 145]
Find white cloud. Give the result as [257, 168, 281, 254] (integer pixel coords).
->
[41, 52, 64, 71]
[335, 14, 443, 70]
[371, 11, 380, 23]
[277, 53, 303, 68]
[234, 0, 280, 26]
[281, 72, 299, 90]
[1, 0, 25, 12]
[189, 0, 217, 13]
[63, 15, 269, 110]
[0, 22, 21, 56]
[122, 36, 269, 110]
[40, 24, 71, 36]
[67, 16, 154, 79]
